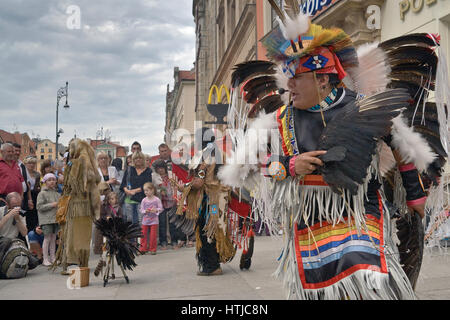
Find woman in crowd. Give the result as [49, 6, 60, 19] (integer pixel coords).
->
[24, 156, 43, 261]
[97, 152, 120, 193]
[153, 159, 185, 250]
[120, 151, 152, 226]
[23, 156, 41, 232]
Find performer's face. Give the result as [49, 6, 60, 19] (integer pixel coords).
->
[287, 72, 329, 110]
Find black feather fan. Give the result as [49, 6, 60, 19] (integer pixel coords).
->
[379, 33, 438, 51]
[168, 206, 195, 237]
[317, 89, 410, 195]
[243, 76, 279, 104]
[231, 60, 277, 88]
[381, 33, 447, 177]
[94, 217, 143, 271]
[249, 94, 285, 118]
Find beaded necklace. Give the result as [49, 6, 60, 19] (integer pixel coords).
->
[306, 88, 338, 113]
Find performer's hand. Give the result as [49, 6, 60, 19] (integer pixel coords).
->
[294, 151, 327, 176]
[408, 203, 425, 219]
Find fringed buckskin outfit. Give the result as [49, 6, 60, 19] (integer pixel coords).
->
[177, 158, 236, 275]
[218, 1, 449, 300]
[54, 139, 101, 272]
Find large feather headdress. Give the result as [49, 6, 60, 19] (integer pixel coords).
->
[263, 1, 358, 80]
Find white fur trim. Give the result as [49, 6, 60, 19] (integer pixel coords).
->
[391, 115, 437, 172]
[219, 111, 278, 188]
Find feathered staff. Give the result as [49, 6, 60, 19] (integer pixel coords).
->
[94, 217, 142, 271]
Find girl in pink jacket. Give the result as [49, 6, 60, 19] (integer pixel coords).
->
[140, 182, 163, 254]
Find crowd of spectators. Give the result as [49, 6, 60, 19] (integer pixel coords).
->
[0, 139, 194, 279]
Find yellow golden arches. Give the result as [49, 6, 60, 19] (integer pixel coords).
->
[208, 84, 231, 104]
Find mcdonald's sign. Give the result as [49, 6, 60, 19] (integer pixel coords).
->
[208, 84, 231, 104]
[206, 84, 230, 125]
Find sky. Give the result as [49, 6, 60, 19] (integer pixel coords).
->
[0, 0, 196, 156]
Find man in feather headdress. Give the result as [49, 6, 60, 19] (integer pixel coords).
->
[54, 138, 101, 274]
[218, 1, 449, 300]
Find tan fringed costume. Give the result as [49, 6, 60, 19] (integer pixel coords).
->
[177, 160, 235, 275]
[54, 139, 101, 272]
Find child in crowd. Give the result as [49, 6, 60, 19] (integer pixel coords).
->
[103, 192, 123, 220]
[36, 173, 60, 266]
[139, 182, 163, 255]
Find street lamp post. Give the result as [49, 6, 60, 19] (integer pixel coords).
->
[56, 82, 70, 160]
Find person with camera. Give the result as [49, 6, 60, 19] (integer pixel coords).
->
[0, 192, 40, 277]
[0, 192, 27, 239]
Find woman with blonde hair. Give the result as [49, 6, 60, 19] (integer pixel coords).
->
[119, 151, 152, 226]
[96, 152, 120, 194]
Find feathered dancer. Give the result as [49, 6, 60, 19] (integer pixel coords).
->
[94, 217, 142, 271]
[218, 1, 449, 300]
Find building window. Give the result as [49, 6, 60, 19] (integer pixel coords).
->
[48, 155, 52, 160]
[41, 148, 44, 153]
[41, 155, 44, 160]
[45, 143, 48, 147]
[48, 148, 52, 153]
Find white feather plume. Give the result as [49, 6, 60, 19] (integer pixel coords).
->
[391, 115, 437, 173]
[347, 42, 391, 96]
[218, 111, 278, 188]
[277, 11, 309, 41]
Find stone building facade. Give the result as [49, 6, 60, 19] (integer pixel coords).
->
[165, 67, 196, 148]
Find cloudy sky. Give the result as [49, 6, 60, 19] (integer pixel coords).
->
[0, 0, 195, 155]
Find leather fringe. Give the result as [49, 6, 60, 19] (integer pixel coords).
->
[214, 227, 236, 263]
